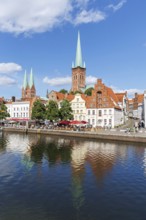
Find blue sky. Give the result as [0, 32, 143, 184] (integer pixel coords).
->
[0, 0, 146, 98]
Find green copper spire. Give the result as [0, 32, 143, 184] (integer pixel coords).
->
[29, 68, 34, 88]
[75, 31, 83, 68]
[23, 70, 28, 89]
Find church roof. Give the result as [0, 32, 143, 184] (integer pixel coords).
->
[29, 68, 35, 88]
[23, 70, 28, 89]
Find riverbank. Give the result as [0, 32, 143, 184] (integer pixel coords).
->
[2, 127, 146, 144]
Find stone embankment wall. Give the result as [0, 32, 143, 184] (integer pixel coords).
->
[3, 127, 146, 144]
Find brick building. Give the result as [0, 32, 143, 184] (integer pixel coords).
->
[22, 69, 36, 100]
[71, 32, 86, 92]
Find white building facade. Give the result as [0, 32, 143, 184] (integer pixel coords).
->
[86, 108, 123, 128]
[6, 101, 30, 120]
[70, 94, 86, 121]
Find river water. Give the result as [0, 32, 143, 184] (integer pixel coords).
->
[1, 132, 146, 220]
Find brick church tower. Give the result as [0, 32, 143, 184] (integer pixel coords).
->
[22, 69, 36, 100]
[71, 32, 86, 92]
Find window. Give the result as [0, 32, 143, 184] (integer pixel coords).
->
[99, 110, 102, 116]
[77, 98, 79, 102]
[109, 119, 112, 124]
[14, 113, 15, 117]
[77, 110, 79, 113]
[92, 119, 95, 124]
[17, 113, 19, 117]
[104, 110, 107, 115]
[80, 110, 83, 113]
[88, 110, 90, 115]
[109, 109, 112, 115]
[88, 119, 90, 124]
[92, 110, 95, 115]
[104, 119, 107, 125]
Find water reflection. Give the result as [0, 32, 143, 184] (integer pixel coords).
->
[1, 133, 146, 220]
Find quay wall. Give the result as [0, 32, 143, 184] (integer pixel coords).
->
[2, 127, 146, 144]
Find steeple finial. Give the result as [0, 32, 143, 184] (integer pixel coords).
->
[75, 31, 83, 68]
[29, 68, 34, 88]
[23, 70, 28, 89]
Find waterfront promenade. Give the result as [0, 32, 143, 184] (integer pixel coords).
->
[2, 126, 146, 144]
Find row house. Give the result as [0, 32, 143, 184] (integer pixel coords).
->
[132, 93, 144, 120]
[6, 101, 30, 120]
[70, 93, 86, 121]
[47, 79, 127, 128]
[85, 79, 124, 128]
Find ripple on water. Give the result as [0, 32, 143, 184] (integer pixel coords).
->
[1, 134, 146, 219]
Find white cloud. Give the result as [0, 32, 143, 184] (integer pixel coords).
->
[111, 86, 144, 97]
[86, 75, 97, 84]
[75, 0, 90, 8]
[0, 63, 22, 74]
[108, 0, 127, 12]
[43, 75, 97, 86]
[74, 9, 106, 25]
[0, 0, 108, 35]
[0, 76, 17, 85]
[43, 76, 72, 86]
[0, 0, 72, 34]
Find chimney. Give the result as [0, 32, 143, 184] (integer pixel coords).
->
[12, 96, 15, 102]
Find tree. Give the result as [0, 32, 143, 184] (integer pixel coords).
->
[84, 87, 94, 96]
[74, 90, 82, 94]
[46, 100, 59, 121]
[31, 100, 46, 120]
[59, 89, 68, 94]
[59, 99, 73, 120]
[0, 103, 10, 120]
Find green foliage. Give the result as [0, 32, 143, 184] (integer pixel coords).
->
[59, 99, 73, 120]
[46, 100, 59, 121]
[74, 90, 82, 94]
[69, 91, 75, 95]
[84, 87, 94, 96]
[59, 89, 68, 94]
[0, 103, 10, 120]
[31, 100, 46, 120]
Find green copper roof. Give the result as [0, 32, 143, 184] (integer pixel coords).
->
[75, 31, 83, 68]
[29, 68, 34, 88]
[23, 70, 28, 89]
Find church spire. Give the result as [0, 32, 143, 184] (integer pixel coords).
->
[75, 31, 83, 68]
[29, 68, 34, 89]
[23, 70, 28, 89]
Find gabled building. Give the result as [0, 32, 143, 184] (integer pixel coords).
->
[70, 93, 87, 121]
[86, 79, 124, 128]
[132, 93, 144, 120]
